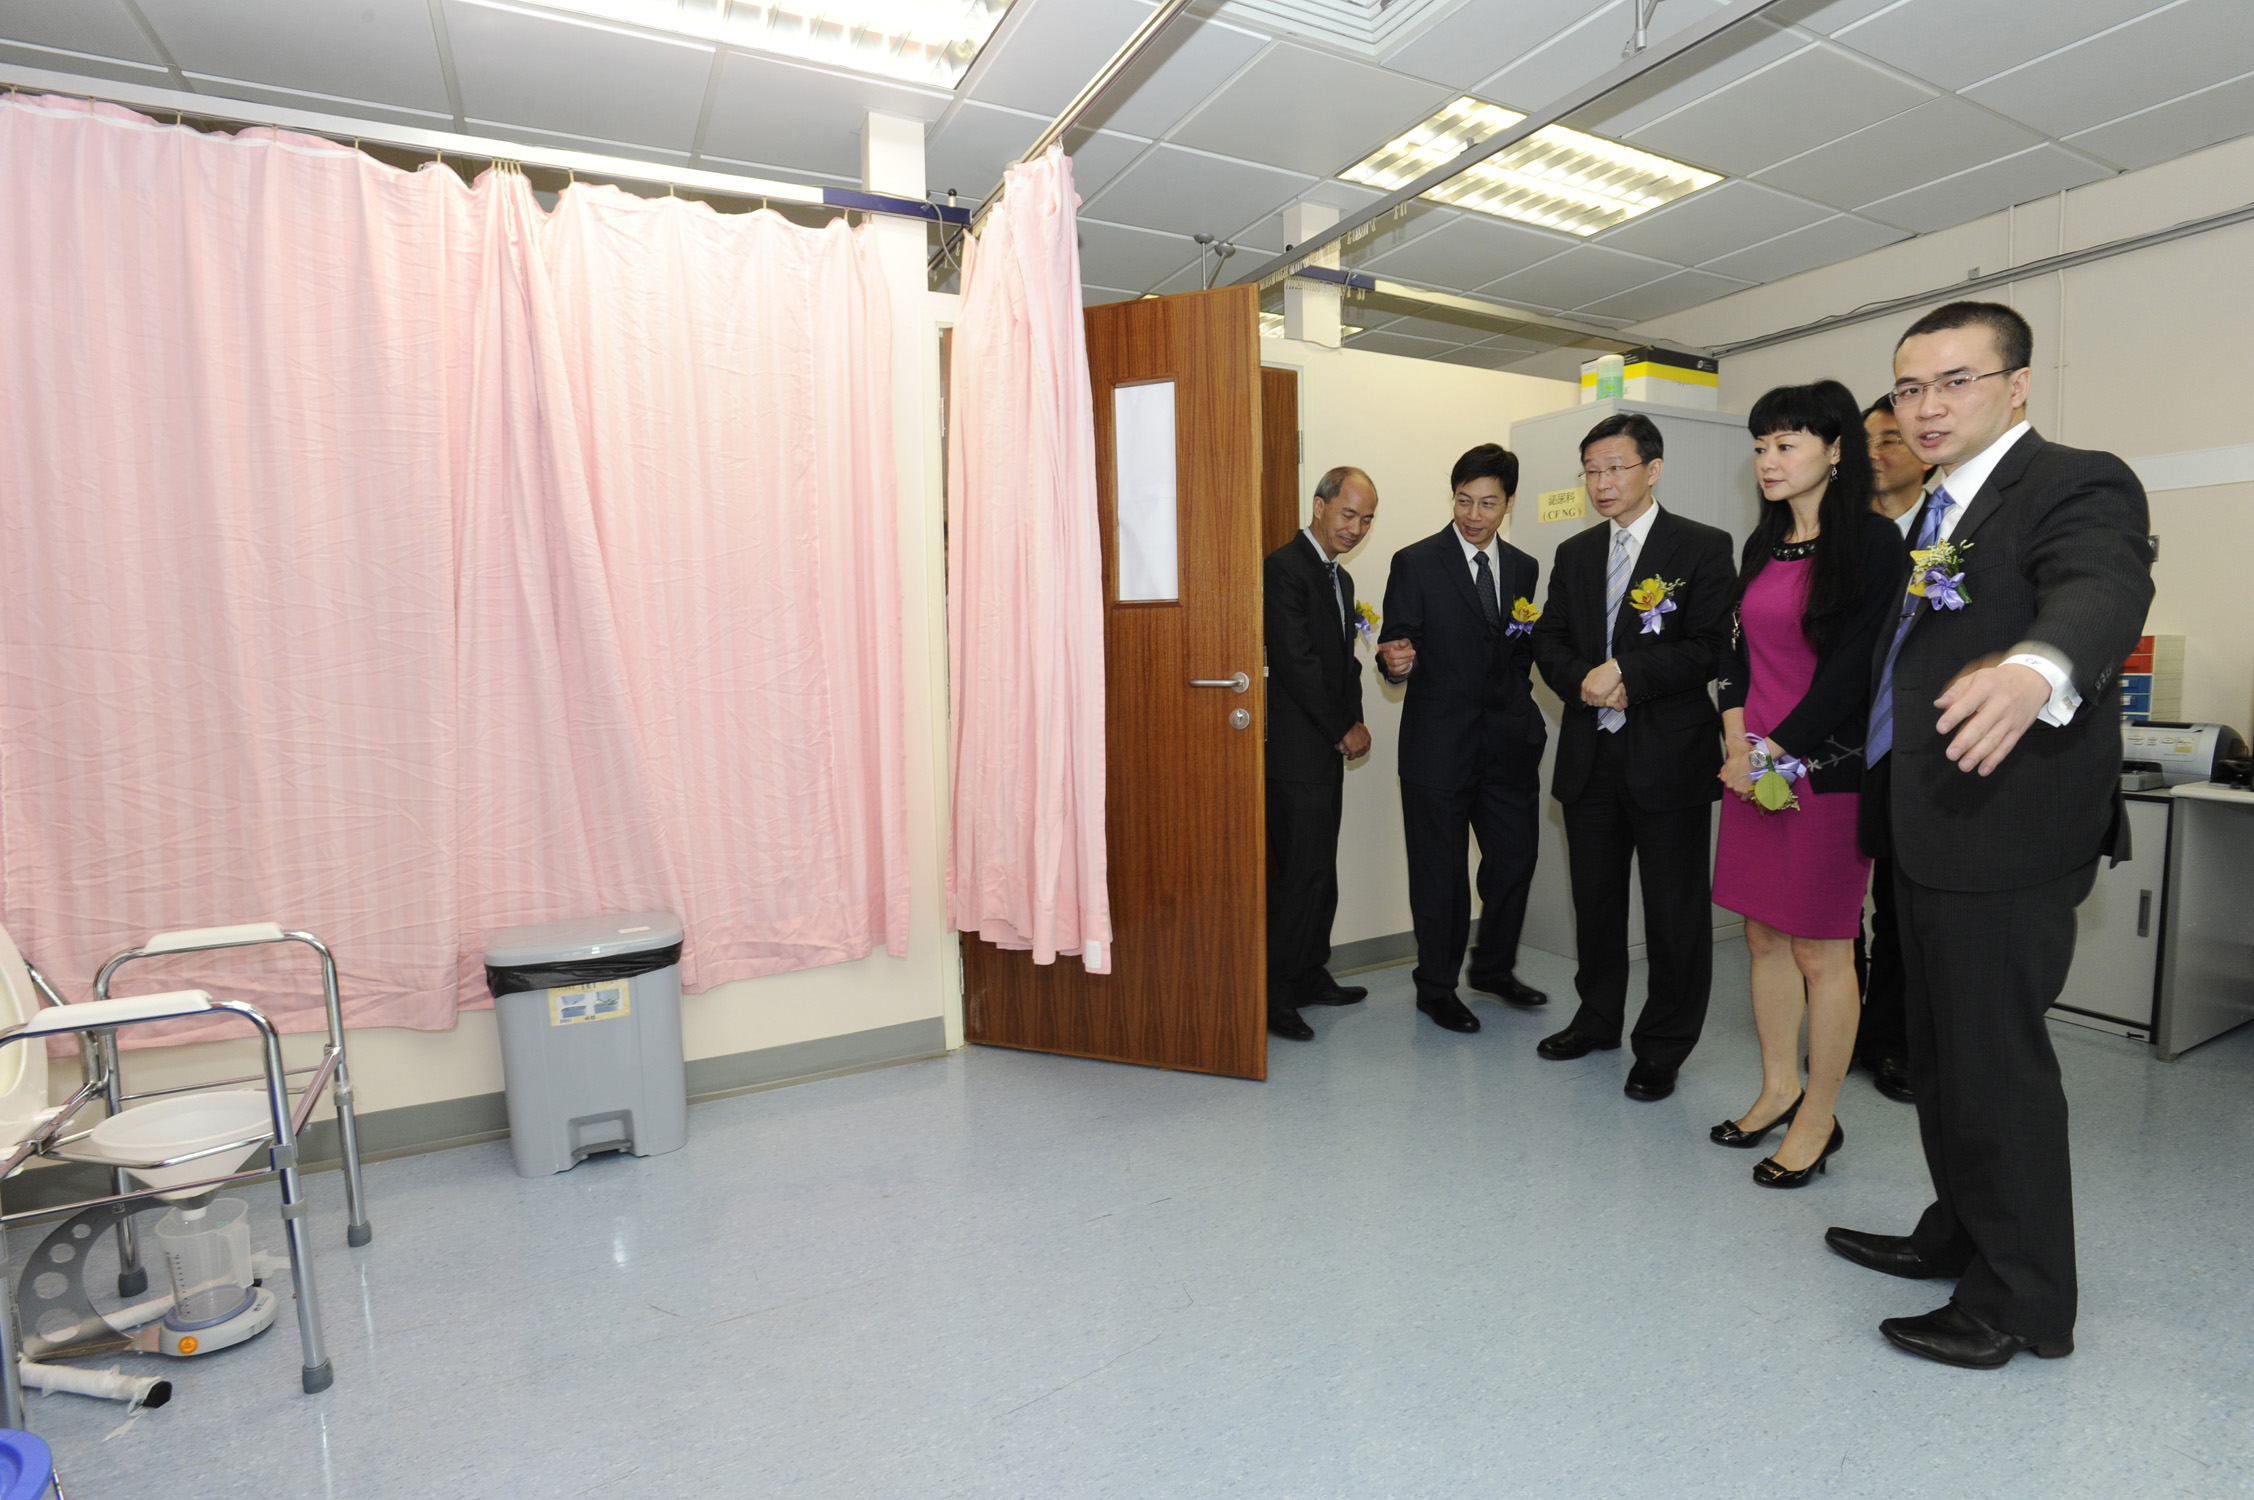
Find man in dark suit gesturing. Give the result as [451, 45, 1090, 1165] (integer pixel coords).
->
[1531, 413, 1735, 1101]
[1263, 466, 1379, 1041]
[1827, 302, 2152, 1369]
[1374, 445, 1549, 1035]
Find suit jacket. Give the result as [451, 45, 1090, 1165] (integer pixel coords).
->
[1716, 508, 1903, 796]
[1871, 431, 2152, 892]
[1534, 506, 1736, 810]
[1264, 534, 1364, 784]
[1376, 525, 1543, 790]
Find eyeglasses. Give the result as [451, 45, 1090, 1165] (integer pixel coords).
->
[1580, 461, 1648, 484]
[1889, 368, 2022, 408]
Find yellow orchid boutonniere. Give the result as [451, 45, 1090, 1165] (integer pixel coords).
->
[1629, 575, 1685, 635]
[1907, 538, 1971, 611]
[1506, 597, 1539, 637]
[1353, 599, 1379, 645]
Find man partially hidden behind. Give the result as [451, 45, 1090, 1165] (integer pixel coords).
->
[1828, 302, 2151, 1369]
[1375, 445, 1549, 1034]
[1531, 414, 1735, 1101]
[1262, 466, 1378, 1041]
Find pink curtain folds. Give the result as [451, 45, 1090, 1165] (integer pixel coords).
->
[0, 95, 906, 1043]
[946, 147, 1112, 972]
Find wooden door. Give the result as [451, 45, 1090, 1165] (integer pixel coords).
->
[1260, 365, 1301, 555]
[962, 286, 1267, 1079]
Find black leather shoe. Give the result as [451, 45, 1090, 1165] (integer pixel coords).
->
[1267, 1007, 1314, 1041]
[1304, 981, 1367, 1007]
[1468, 973, 1547, 1007]
[1870, 1056, 1914, 1103]
[1823, 1226, 1967, 1281]
[1536, 1028, 1618, 1060]
[1416, 995, 1481, 1033]
[1711, 1092, 1801, 1148]
[1623, 1061, 1676, 1101]
[1753, 1119, 1844, 1187]
[1879, 1301, 2072, 1368]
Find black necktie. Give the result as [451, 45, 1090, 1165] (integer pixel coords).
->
[1473, 550, 1500, 628]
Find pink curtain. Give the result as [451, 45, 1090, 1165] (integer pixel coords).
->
[0, 95, 906, 1043]
[947, 147, 1112, 972]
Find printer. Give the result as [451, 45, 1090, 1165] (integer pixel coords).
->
[2121, 722, 2250, 788]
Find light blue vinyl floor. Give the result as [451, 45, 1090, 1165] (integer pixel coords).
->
[16, 940, 2254, 1499]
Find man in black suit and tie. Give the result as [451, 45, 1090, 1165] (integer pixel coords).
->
[1373, 444, 1549, 1035]
[1263, 466, 1379, 1041]
[1531, 413, 1735, 1101]
[1827, 302, 2152, 1369]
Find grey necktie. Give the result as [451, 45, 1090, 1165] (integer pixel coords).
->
[1472, 550, 1500, 628]
[1599, 528, 1633, 732]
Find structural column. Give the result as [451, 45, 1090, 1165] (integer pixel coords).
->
[1283, 200, 1341, 348]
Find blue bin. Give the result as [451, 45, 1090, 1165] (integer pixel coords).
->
[0, 1430, 54, 1500]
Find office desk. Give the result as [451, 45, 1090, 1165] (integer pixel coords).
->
[2156, 781, 2254, 1060]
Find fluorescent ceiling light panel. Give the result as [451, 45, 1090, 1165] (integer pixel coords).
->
[520, 0, 1012, 88]
[1342, 97, 1721, 237]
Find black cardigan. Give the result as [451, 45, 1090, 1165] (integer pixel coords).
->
[1717, 509, 1905, 796]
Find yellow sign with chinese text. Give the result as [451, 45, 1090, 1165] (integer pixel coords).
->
[1538, 486, 1586, 524]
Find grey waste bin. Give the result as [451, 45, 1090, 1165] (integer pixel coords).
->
[484, 912, 688, 1178]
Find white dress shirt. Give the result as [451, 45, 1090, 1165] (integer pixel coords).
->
[1924, 421, 2081, 726]
[1302, 527, 1346, 630]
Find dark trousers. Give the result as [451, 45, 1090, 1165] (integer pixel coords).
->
[1266, 776, 1342, 1006]
[1854, 855, 1907, 1064]
[1559, 731, 1714, 1069]
[1399, 740, 1541, 1002]
[1898, 858, 2093, 1342]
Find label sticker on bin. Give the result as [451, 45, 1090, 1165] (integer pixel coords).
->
[549, 983, 632, 1026]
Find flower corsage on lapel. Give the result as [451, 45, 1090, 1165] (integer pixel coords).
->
[1507, 597, 1539, 637]
[1353, 599, 1379, 645]
[1746, 734, 1807, 813]
[1629, 575, 1685, 635]
[1908, 538, 1972, 611]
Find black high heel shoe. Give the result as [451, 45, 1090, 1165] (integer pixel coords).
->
[1710, 1092, 1802, 1148]
[1753, 1119, 1844, 1188]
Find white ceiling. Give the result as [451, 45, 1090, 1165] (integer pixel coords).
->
[3, 0, 2250, 370]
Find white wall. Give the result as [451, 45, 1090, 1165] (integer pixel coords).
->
[1255, 338, 1580, 949]
[1633, 132, 2254, 738]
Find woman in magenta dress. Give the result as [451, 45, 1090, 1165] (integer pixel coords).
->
[1710, 381, 1902, 1187]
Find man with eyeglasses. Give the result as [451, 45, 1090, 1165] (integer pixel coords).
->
[1530, 413, 1735, 1101]
[1825, 302, 2152, 1372]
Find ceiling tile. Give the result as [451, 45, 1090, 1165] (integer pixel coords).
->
[1346, 328, 1469, 358]
[1075, 218, 1201, 292]
[1057, 128, 1152, 198]
[1857, 143, 2114, 233]
[1435, 342, 1545, 370]
[1073, 16, 1269, 139]
[475, 120, 693, 166]
[702, 49, 949, 181]
[2066, 67, 2254, 170]
[1380, 0, 1609, 91]
[926, 101, 1043, 202]
[1753, 0, 1907, 35]
[1832, 0, 2170, 92]
[1230, 180, 1385, 259]
[1626, 42, 1933, 176]
[1083, 283, 1141, 306]
[1580, 267, 1754, 320]
[1756, 94, 2042, 209]
[965, 0, 1152, 118]
[1965, 0, 2254, 139]
[1573, 19, 1809, 139]
[0, 39, 171, 86]
[1360, 211, 1575, 288]
[1477, 242, 1677, 309]
[1481, 0, 1744, 110]
[1594, 179, 1828, 262]
[0, 0, 166, 65]
[136, 0, 451, 114]
[177, 75, 454, 130]
[1080, 143, 1313, 240]
[443, 1, 710, 153]
[1170, 43, 1449, 178]
[1697, 211, 1907, 281]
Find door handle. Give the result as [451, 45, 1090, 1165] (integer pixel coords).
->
[1190, 672, 1251, 694]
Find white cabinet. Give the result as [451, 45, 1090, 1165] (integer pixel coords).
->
[2051, 794, 2170, 1039]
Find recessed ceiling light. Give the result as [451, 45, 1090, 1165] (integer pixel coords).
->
[1342, 97, 1720, 237]
[517, 0, 1013, 89]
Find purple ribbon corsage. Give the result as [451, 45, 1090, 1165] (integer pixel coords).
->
[1908, 539, 1972, 612]
[1628, 576, 1683, 635]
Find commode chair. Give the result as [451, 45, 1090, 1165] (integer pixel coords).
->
[0, 921, 374, 1428]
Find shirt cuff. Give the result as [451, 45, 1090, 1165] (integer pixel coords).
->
[2004, 651, 2081, 727]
